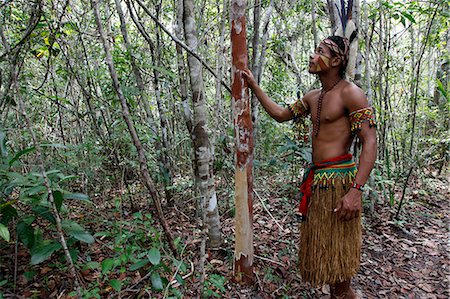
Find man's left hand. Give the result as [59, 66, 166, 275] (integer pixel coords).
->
[334, 188, 362, 221]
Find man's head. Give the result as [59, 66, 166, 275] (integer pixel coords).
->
[309, 36, 350, 78]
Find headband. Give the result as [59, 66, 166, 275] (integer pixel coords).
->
[322, 38, 350, 66]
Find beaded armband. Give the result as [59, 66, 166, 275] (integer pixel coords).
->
[288, 99, 310, 123]
[288, 99, 310, 142]
[349, 107, 376, 134]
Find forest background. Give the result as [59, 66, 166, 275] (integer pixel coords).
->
[0, 0, 448, 298]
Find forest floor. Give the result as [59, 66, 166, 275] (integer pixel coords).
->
[0, 169, 448, 298]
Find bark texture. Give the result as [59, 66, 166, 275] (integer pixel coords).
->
[182, 0, 221, 248]
[231, 0, 254, 284]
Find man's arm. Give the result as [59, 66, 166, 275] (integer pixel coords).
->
[335, 84, 377, 221]
[242, 69, 293, 122]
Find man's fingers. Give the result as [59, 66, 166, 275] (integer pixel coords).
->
[334, 201, 342, 213]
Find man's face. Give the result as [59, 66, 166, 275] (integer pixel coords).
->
[308, 42, 333, 74]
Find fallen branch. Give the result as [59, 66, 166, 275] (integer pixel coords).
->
[254, 189, 286, 233]
[254, 254, 285, 267]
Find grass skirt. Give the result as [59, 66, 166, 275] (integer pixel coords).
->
[298, 181, 361, 286]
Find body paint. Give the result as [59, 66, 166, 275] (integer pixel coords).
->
[316, 54, 330, 72]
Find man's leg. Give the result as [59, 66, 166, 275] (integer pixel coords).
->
[330, 280, 357, 299]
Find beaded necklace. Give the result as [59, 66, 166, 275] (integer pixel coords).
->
[313, 79, 342, 137]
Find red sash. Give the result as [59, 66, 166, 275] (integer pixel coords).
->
[299, 154, 353, 218]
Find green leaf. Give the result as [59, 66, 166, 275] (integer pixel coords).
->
[53, 190, 63, 212]
[63, 192, 90, 201]
[151, 272, 164, 291]
[83, 261, 100, 270]
[129, 259, 149, 271]
[401, 11, 416, 23]
[148, 247, 161, 265]
[0, 223, 10, 242]
[436, 79, 449, 100]
[0, 279, 7, 287]
[0, 131, 7, 158]
[8, 147, 35, 166]
[109, 279, 121, 291]
[57, 175, 77, 183]
[27, 185, 46, 196]
[17, 219, 35, 248]
[40, 143, 67, 149]
[101, 258, 115, 274]
[32, 206, 56, 224]
[61, 220, 94, 244]
[30, 240, 61, 265]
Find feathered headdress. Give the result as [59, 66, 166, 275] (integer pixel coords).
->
[332, 0, 358, 80]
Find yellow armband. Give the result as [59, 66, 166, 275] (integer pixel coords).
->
[288, 99, 310, 123]
[349, 107, 376, 134]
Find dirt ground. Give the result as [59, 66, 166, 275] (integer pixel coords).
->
[0, 171, 448, 298]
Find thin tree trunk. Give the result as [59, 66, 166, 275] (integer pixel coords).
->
[116, 0, 156, 132]
[183, 0, 221, 248]
[152, 5, 175, 204]
[11, 37, 83, 299]
[363, 0, 372, 99]
[353, 0, 362, 85]
[91, 0, 177, 257]
[249, 0, 261, 144]
[135, 0, 231, 93]
[174, 0, 193, 134]
[213, 0, 228, 132]
[311, 0, 318, 48]
[118, 0, 174, 205]
[409, 3, 440, 156]
[231, 0, 254, 284]
[257, 3, 273, 81]
[250, 1, 273, 143]
[327, 0, 339, 33]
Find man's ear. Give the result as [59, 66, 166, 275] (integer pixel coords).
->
[330, 56, 342, 67]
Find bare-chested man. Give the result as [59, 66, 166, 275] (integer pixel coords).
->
[243, 36, 377, 298]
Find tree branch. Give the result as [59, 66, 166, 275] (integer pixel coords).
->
[133, 0, 231, 93]
[0, 1, 43, 61]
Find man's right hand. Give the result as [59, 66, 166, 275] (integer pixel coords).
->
[241, 69, 257, 90]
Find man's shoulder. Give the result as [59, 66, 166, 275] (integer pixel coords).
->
[303, 88, 320, 102]
[340, 81, 369, 111]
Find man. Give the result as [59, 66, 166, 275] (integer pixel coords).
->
[242, 36, 377, 298]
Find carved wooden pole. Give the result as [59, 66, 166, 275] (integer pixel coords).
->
[231, 0, 254, 284]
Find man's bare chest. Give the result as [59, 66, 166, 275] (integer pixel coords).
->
[309, 94, 348, 124]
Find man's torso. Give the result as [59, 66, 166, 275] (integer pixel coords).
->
[304, 81, 354, 164]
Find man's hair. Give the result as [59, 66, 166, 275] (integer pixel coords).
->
[325, 35, 348, 78]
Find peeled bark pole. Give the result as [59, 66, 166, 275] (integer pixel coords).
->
[231, 0, 254, 284]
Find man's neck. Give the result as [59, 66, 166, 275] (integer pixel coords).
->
[319, 73, 342, 90]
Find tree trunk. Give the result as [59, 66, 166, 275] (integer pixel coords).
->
[213, 0, 228, 133]
[174, 0, 193, 134]
[409, 3, 440, 156]
[183, 0, 221, 249]
[311, 0, 318, 48]
[119, 0, 175, 205]
[91, 0, 177, 257]
[327, 0, 338, 33]
[363, 0, 373, 100]
[353, 0, 363, 85]
[231, 0, 254, 284]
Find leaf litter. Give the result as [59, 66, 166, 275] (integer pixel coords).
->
[0, 172, 448, 298]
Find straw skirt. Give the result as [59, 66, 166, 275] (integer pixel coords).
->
[298, 181, 361, 286]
